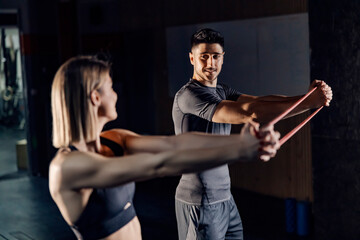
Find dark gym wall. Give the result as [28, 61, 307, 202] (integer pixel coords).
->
[25, 1, 59, 177]
[70, 0, 308, 136]
[1, 0, 308, 190]
[309, 1, 360, 239]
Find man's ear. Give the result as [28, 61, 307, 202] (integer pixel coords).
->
[189, 52, 194, 65]
[90, 89, 101, 106]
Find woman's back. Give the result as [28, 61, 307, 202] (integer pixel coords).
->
[49, 136, 141, 240]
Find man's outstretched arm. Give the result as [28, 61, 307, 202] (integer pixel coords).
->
[212, 80, 333, 124]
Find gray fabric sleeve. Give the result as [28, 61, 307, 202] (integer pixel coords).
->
[176, 88, 222, 122]
[220, 83, 242, 101]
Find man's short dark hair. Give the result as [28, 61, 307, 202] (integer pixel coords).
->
[190, 28, 224, 51]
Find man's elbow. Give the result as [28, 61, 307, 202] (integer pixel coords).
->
[233, 110, 257, 124]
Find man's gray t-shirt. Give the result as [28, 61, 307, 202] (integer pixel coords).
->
[172, 79, 241, 205]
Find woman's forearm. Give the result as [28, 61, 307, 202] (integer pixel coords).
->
[126, 131, 249, 154]
[169, 132, 245, 151]
[155, 142, 257, 177]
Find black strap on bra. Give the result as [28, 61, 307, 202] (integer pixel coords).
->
[69, 145, 78, 151]
[100, 136, 124, 156]
[68, 137, 123, 156]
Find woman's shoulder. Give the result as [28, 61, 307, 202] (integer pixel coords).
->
[100, 129, 140, 155]
[101, 128, 138, 137]
[101, 128, 139, 143]
[51, 147, 71, 164]
[49, 148, 75, 194]
[50, 147, 87, 173]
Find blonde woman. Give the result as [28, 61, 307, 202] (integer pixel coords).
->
[49, 56, 280, 240]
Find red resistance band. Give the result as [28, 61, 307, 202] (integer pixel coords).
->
[263, 87, 323, 146]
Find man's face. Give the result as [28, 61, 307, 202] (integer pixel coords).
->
[190, 43, 224, 83]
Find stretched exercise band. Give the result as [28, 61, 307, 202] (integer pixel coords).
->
[279, 106, 323, 146]
[266, 87, 318, 127]
[265, 87, 323, 146]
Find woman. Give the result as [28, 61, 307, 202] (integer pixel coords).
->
[49, 56, 280, 240]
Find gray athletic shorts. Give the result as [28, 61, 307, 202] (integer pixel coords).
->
[175, 196, 243, 240]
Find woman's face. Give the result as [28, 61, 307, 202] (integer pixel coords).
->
[98, 74, 118, 121]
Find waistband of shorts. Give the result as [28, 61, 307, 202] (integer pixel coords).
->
[175, 195, 231, 206]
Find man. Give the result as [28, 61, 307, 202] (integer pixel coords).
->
[172, 28, 332, 240]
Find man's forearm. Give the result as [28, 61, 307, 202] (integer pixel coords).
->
[254, 95, 302, 102]
[248, 96, 310, 123]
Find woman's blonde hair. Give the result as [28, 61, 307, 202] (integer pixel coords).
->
[51, 56, 111, 148]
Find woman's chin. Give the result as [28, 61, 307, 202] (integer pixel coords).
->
[111, 113, 118, 121]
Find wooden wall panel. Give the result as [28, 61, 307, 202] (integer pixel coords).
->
[229, 111, 313, 201]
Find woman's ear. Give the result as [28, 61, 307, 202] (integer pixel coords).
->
[90, 90, 101, 106]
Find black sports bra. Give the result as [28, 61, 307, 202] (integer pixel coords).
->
[69, 137, 136, 240]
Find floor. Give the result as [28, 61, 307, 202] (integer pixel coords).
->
[0, 125, 315, 240]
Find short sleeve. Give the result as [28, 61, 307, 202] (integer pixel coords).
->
[176, 87, 222, 121]
[220, 83, 242, 101]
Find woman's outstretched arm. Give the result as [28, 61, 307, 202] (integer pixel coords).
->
[102, 122, 275, 156]
[50, 123, 279, 190]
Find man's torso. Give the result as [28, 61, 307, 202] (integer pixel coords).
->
[172, 79, 241, 205]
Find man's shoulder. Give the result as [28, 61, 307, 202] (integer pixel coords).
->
[175, 80, 200, 98]
[217, 82, 241, 97]
[217, 82, 231, 90]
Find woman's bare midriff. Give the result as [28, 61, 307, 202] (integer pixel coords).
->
[100, 217, 142, 240]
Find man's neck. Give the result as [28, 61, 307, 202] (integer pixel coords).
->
[192, 77, 217, 88]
